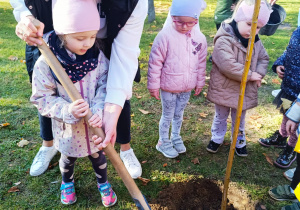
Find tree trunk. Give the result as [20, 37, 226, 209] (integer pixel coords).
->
[148, 0, 155, 23]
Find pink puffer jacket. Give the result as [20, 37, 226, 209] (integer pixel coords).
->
[147, 25, 207, 93]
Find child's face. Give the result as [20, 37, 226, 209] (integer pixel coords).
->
[172, 16, 198, 34]
[64, 30, 98, 55]
[237, 21, 264, 39]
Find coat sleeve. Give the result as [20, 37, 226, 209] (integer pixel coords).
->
[147, 33, 167, 91]
[255, 44, 269, 77]
[90, 51, 109, 119]
[286, 93, 300, 123]
[10, 0, 32, 22]
[212, 37, 252, 82]
[196, 37, 207, 89]
[104, 0, 147, 108]
[30, 56, 79, 124]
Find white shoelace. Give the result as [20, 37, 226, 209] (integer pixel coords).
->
[123, 153, 138, 167]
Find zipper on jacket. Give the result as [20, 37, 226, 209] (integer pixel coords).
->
[79, 80, 91, 155]
[186, 35, 190, 90]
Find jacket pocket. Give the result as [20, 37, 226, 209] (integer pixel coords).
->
[161, 71, 184, 91]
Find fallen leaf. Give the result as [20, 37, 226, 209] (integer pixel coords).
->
[141, 160, 147, 164]
[263, 153, 273, 166]
[272, 78, 281, 85]
[149, 42, 153, 46]
[136, 95, 142, 99]
[272, 42, 275, 45]
[151, 25, 156, 28]
[199, 112, 208, 118]
[261, 79, 267, 84]
[205, 76, 210, 80]
[14, 182, 21, 186]
[8, 186, 20, 193]
[202, 92, 207, 97]
[260, 204, 266, 210]
[9, 164, 13, 167]
[0, 123, 10, 128]
[250, 115, 262, 120]
[163, 163, 168, 167]
[8, 55, 18, 61]
[139, 109, 150, 115]
[130, 113, 135, 117]
[20, 60, 26, 64]
[209, 34, 215, 38]
[227, 119, 232, 123]
[191, 158, 200, 164]
[17, 139, 29, 147]
[137, 177, 151, 186]
[223, 142, 230, 146]
[48, 162, 58, 169]
[25, 168, 30, 174]
[197, 118, 202, 122]
[177, 160, 180, 163]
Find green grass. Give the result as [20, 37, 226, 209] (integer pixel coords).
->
[1, 0, 300, 209]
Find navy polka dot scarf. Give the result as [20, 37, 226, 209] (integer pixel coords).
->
[48, 31, 99, 84]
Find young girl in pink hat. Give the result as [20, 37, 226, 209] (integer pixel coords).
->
[206, 0, 272, 156]
[30, 0, 116, 206]
[147, 0, 207, 158]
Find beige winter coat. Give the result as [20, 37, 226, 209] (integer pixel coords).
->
[207, 22, 269, 110]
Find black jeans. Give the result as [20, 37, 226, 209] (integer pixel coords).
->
[291, 153, 300, 190]
[116, 100, 131, 144]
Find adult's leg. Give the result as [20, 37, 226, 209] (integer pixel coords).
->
[117, 100, 141, 178]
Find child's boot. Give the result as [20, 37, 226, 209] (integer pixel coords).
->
[60, 181, 77, 205]
[258, 130, 287, 148]
[206, 140, 222, 153]
[171, 137, 186, 154]
[274, 144, 297, 168]
[156, 139, 179, 158]
[98, 181, 117, 207]
[235, 132, 248, 157]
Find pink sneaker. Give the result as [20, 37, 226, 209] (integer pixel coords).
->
[60, 181, 77, 205]
[98, 181, 117, 207]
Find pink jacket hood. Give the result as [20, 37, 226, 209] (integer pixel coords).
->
[147, 24, 207, 93]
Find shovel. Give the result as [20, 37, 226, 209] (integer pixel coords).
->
[33, 20, 150, 210]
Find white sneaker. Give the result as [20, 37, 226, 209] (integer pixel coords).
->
[120, 148, 142, 179]
[30, 146, 58, 176]
[283, 167, 296, 182]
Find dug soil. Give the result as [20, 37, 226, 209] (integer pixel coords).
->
[149, 178, 257, 210]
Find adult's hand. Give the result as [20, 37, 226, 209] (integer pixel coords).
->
[15, 15, 44, 46]
[94, 103, 122, 150]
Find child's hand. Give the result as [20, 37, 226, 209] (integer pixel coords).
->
[92, 134, 103, 147]
[286, 120, 297, 136]
[276, 65, 285, 79]
[88, 114, 102, 128]
[249, 72, 263, 81]
[149, 89, 160, 100]
[194, 87, 202, 96]
[69, 99, 89, 119]
[256, 80, 262, 87]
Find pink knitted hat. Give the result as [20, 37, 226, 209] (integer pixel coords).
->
[52, 0, 100, 35]
[234, 1, 272, 26]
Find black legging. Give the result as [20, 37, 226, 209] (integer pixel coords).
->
[116, 100, 131, 144]
[59, 151, 107, 184]
[291, 153, 300, 190]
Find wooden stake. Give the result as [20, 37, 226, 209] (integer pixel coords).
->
[221, 1, 261, 209]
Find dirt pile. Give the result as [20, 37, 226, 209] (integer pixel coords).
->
[150, 178, 235, 210]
